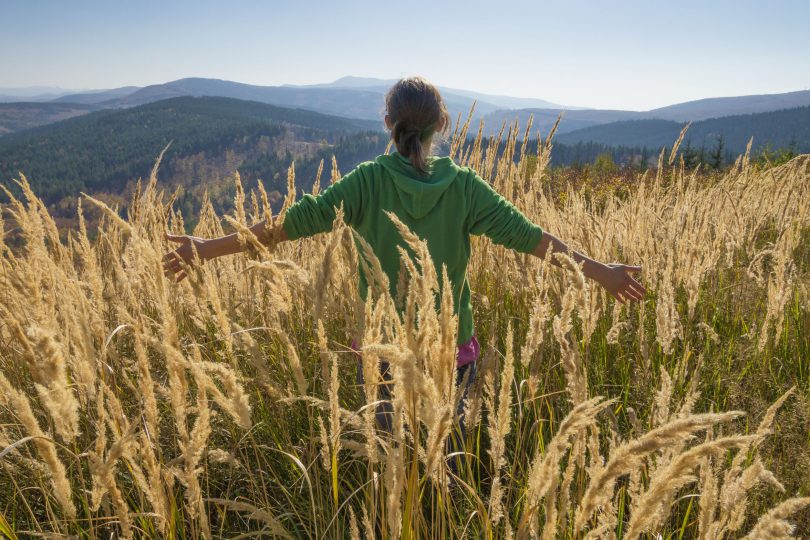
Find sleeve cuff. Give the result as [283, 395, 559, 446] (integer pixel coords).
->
[519, 225, 544, 254]
[281, 209, 303, 241]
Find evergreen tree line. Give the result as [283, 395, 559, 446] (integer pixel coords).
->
[0, 96, 381, 205]
[1, 95, 804, 224]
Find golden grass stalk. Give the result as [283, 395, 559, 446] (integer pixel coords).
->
[20, 326, 80, 442]
[0, 372, 76, 519]
[87, 419, 136, 539]
[488, 324, 516, 525]
[207, 498, 293, 539]
[740, 497, 810, 540]
[574, 411, 743, 533]
[349, 506, 361, 540]
[623, 434, 757, 539]
[520, 397, 614, 536]
[0, 110, 808, 539]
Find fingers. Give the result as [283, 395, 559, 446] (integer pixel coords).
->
[623, 285, 644, 302]
[610, 277, 646, 304]
[163, 234, 197, 284]
[628, 279, 647, 298]
[163, 261, 180, 279]
[163, 266, 187, 282]
[617, 264, 646, 302]
[162, 251, 180, 270]
[163, 263, 188, 283]
[162, 250, 190, 282]
[165, 233, 187, 244]
[164, 258, 182, 274]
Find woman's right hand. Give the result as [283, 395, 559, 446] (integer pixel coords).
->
[593, 263, 646, 303]
[163, 233, 210, 282]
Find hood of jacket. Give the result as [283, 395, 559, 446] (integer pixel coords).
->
[376, 152, 461, 219]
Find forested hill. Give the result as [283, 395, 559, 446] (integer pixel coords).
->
[0, 102, 101, 135]
[0, 96, 387, 212]
[4, 93, 807, 230]
[555, 106, 810, 155]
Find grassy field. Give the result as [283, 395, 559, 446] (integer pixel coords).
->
[0, 118, 808, 539]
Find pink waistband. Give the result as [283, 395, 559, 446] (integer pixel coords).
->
[349, 335, 480, 367]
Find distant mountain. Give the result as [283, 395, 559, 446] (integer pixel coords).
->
[290, 75, 576, 110]
[3, 77, 809, 145]
[103, 77, 506, 121]
[479, 90, 810, 137]
[555, 106, 810, 155]
[102, 76, 574, 123]
[556, 119, 685, 147]
[0, 86, 84, 102]
[0, 86, 74, 96]
[52, 86, 141, 105]
[0, 93, 71, 103]
[284, 76, 398, 89]
[0, 96, 386, 206]
[639, 90, 810, 122]
[480, 108, 638, 136]
[438, 87, 577, 111]
[0, 86, 141, 104]
[3, 91, 806, 224]
[0, 87, 142, 134]
[0, 102, 101, 136]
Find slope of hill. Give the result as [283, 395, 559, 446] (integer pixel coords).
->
[555, 106, 810, 155]
[481, 90, 810, 136]
[0, 86, 78, 102]
[480, 108, 638, 136]
[641, 90, 810, 122]
[106, 78, 395, 118]
[103, 77, 508, 121]
[52, 86, 141, 105]
[555, 119, 683, 148]
[0, 96, 386, 206]
[0, 102, 101, 136]
[4, 78, 808, 139]
[289, 75, 575, 110]
[0, 92, 653, 219]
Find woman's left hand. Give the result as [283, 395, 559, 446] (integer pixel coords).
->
[162, 233, 211, 282]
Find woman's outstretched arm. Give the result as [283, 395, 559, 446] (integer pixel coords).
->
[531, 231, 646, 303]
[162, 163, 367, 282]
[465, 171, 645, 304]
[162, 219, 288, 282]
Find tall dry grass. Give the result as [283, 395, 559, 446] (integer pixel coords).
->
[0, 112, 808, 539]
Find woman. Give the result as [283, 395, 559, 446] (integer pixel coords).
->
[162, 76, 645, 470]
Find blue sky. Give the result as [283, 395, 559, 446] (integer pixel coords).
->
[2, 0, 809, 110]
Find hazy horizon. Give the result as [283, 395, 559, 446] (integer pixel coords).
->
[2, 0, 809, 110]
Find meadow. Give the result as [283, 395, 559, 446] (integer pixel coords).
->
[0, 115, 808, 539]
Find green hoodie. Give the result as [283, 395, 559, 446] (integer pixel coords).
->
[282, 152, 543, 344]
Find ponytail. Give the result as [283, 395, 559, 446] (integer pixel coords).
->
[392, 123, 429, 175]
[385, 77, 451, 177]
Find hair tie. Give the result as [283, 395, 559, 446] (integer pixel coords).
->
[419, 121, 438, 140]
[399, 121, 438, 142]
[398, 128, 420, 144]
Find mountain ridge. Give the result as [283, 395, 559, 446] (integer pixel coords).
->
[0, 95, 386, 206]
[0, 102, 102, 135]
[479, 90, 810, 136]
[284, 75, 576, 110]
[554, 106, 810, 155]
[1, 78, 809, 144]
